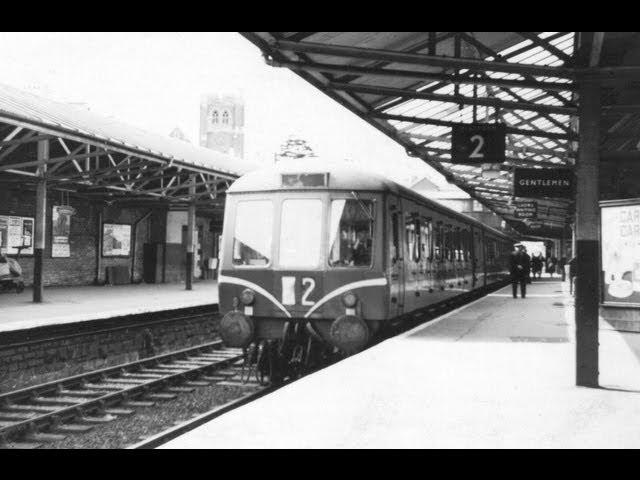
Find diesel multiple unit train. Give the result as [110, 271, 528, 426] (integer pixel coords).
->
[218, 160, 513, 381]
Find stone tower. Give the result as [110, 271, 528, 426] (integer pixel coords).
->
[199, 94, 244, 158]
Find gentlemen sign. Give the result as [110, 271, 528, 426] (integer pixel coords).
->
[513, 168, 574, 198]
[451, 123, 506, 164]
[514, 201, 537, 219]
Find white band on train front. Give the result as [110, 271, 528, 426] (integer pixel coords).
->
[219, 275, 387, 319]
[304, 277, 387, 318]
[219, 275, 292, 318]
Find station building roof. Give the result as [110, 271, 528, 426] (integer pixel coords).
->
[241, 32, 640, 239]
[0, 82, 258, 212]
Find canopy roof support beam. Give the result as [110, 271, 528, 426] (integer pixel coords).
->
[272, 40, 576, 78]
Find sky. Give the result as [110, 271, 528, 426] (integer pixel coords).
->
[0, 32, 454, 188]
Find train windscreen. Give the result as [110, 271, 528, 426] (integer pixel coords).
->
[233, 200, 273, 266]
[328, 199, 373, 267]
[279, 198, 323, 268]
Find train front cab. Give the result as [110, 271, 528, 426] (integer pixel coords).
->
[218, 188, 388, 354]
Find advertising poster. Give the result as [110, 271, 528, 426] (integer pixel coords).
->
[102, 223, 132, 257]
[0, 215, 34, 255]
[0, 217, 7, 252]
[601, 201, 640, 306]
[52, 205, 74, 258]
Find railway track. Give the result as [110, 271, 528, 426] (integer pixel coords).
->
[0, 341, 248, 449]
[128, 384, 278, 449]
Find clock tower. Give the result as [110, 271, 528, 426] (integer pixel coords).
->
[199, 94, 244, 159]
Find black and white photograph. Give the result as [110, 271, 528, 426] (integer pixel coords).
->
[0, 31, 639, 450]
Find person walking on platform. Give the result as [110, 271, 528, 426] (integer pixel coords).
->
[531, 252, 543, 280]
[509, 245, 531, 298]
[546, 255, 558, 278]
[568, 256, 577, 295]
[558, 256, 567, 282]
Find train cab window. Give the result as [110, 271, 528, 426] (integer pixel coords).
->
[391, 211, 400, 263]
[233, 200, 273, 266]
[279, 199, 323, 268]
[328, 199, 373, 268]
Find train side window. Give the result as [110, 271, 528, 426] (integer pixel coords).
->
[233, 200, 273, 267]
[444, 225, 452, 261]
[434, 222, 443, 261]
[405, 214, 421, 262]
[462, 230, 470, 261]
[454, 227, 461, 261]
[414, 219, 421, 262]
[421, 220, 432, 262]
[391, 211, 400, 263]
[404, 213, 415, 263]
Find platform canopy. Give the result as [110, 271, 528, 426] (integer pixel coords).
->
[241, 32, 640, 238]
[0, 82, 255, 214]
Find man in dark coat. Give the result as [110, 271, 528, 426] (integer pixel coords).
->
[509, 245, 531, 298]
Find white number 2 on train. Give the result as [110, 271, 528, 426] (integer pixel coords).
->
[281, 276, 316, 306]
[469, 134, 485, 159]
[301, 277, 316, 306]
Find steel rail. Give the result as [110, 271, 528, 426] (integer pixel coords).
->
[0, 341, 243, 443]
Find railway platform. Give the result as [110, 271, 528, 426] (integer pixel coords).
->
[162, 280, 640, 449]
[0, 280, 218, 333]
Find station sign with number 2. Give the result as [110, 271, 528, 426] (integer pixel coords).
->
[451, 123, 506, 164]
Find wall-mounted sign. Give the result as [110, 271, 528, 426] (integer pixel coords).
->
[102, 223, 131, 257]
[513, 168, 574, 198]
[51, 205, 74, 258]
[0, 215, 34, 255]
[451, 123, 506, 164]
[514, 201, 538, 219]
[601, 200, 640, 306]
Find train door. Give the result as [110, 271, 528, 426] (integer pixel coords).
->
[387, 196, 404, 317]
[470, 225, 477, 288]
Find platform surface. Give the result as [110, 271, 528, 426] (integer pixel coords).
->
[0, 280, 218, 333]
[162, 280, 640, 449]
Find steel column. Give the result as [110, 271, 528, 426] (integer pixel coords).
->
[185, 175, 196, 290]
[33, 139, 49, 303]
[575, 79, 600, 387]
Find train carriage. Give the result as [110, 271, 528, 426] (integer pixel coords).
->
[218, 159, 513, 382]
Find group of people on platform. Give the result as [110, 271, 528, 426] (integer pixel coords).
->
[509, 245, 577, 299]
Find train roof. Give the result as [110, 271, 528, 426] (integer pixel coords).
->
[228, 159, 514, 240]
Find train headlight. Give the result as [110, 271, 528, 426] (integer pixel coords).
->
[342, 291, 358, 308]
[240, 288, 255, 305]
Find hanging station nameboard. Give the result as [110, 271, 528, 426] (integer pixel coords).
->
[513, 168, 574, 198]
[451, 123, 506, 164]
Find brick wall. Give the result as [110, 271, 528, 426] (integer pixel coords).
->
[0, 313, 220, 393]
[0, 187, 168, 286]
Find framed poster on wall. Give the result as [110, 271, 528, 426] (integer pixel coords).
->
[102, 223, 132, 257]
[51, 205, 74, 258]
[601, 199, 640, 307]
[0, 215, 34, 256]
